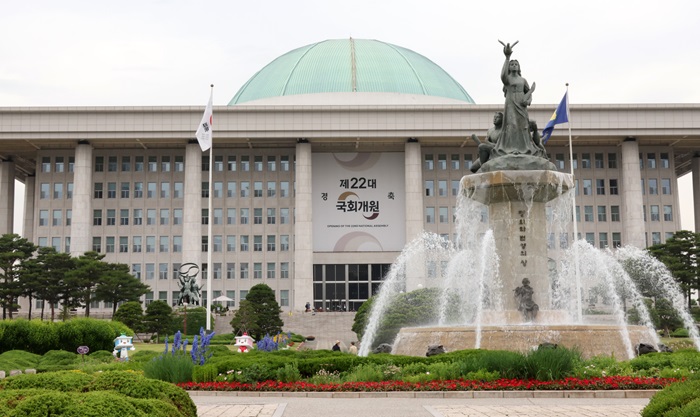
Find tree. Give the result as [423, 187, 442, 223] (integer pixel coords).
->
[0, 234, 36, 319]
[143, 300, 174, 342]
[648, 230, 700, 309]
[30, 247, 75, 321]
[230, 284, 283, 340]
[113, 301, 144, 332]
[94, 262, 150, 315]
[66, 251, 107, 317]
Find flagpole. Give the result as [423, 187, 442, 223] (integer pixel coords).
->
[206, 84, 214, 332]
[565, 83, 582, 323]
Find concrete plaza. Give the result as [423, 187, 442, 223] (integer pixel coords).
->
[191, 390, 653, 417]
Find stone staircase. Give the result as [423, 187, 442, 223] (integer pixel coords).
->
[214, 311, 359, 351]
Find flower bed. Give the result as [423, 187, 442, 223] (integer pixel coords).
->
[179, 376, 679, 392]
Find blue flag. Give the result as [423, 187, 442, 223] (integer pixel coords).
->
[541, 93, 569, 143]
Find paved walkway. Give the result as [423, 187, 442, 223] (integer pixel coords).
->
[191, 391, 653, 417]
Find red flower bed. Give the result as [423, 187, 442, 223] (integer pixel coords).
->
[179, 376, 679, 392]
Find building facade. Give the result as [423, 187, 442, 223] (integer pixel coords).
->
[1, 39, 699, 315]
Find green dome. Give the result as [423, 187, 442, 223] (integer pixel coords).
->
[229, 38, 474, 105]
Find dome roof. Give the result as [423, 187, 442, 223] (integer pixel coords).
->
[229, 38, 474, 105]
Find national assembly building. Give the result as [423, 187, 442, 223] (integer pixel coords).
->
[1, 39, 698, 315]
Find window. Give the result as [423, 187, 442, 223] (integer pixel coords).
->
[280, 181, 289, 197]
[105, 237, 115, 253]
[641, 179, 645, 195]
[68, 157, 74, 172]
[133, 209, 143, 225]
[609, 179, 618, 195]
[213, 208, 223, 225]
[146, 236, 155, 252]
[213, 235, 222, 252]
[92, 237, 101, 252]
[608, 153, 617, 169]
[438, 180, 447, 197]
[254, 208, 262, 224]
[65, 210, 71, 226]
[226, 263, 236, 279]
[93, 210, 102, 226]
[119, 236, 128, 253]
[41, 157, 51, 173]
[213, 181, 223, 198]
[426, 207, 435, 223]
[147, 182, 156, 198]
[93, 182, 103, 198]
[280, 208, 290, 224]
[611, 206, 620, 222]
[227, 181, 237, 198]
[147, 209, 156, 226]
[612, 233, 621, 248]
[241, 155, 250, 171]
[267, 208, 276, 224]
[51, 209, 61, 226]
[134, 182, 143, 198]
[651, 232, 661, 246]
[437, 154, 447, 170]
[240, 235, 249, 251]
[450, 154, 460, 170]
[599, 232, 608, 249]
[267, 181, 276, 197]
[663, 205, 673, 221]
[201, 236, 208, 252]
[120, 182, 130, 198]
[107, 182, 116, 198]
[555, 154, 565, 170]
[650, 205, 660, 221]
[160, 182, 170, 198]
[108, 156, 117, 172]
[214, 155, 223, 172]
[254, 155, 263, 171]
[173, 209, 182, 225]
[213, 263, 222, 279]
[227, 208, 236, 225]
[173, 182, 183, 198]
[661, 178, 671, 195]
[267, 262, 276, 279]
[120, 156, 130, 171]
[253, 263, 263, 279]
[240, 181, 250, 197]
[120, 209, 129, 225]
[584, 206, 594, 222]
[571, 154, 578, 169]
[175, 155, 184, 172]
[649, 178, 658, 195]
[240, 208, 249, 224]
[39, 210, 49, 226]
[594, 153, 604, 169]
[94, 156, 104, 172]
[596, 179, 605, 195]
[280, 155, 290, 171]
[160, 209, 169, 225]
[582, 179, 592, 196]
[201, 182, 209, 198]
[660, 153, 670, 169]
[148, 156, 157, 172]
[40, 183, 49, 199]
[173, 236, 182, 252]
[648, 153, 656, 169]
[597, 206, 607, 222]
[135, 156, 144, 171]
[226, 235, 236, 251]
[133, 236, 142, 253]
[159, 263, 168, 279]
[425, 180, 434, 197]
[267, 235, 276, 251]
[106, 209, 116, 226]
[201, 209, 209, 225]
[267, 156, 276, 171]
[53, 183, 63, 199]
[280, 235, 290, 251]
[451, 180, 459, 196]
[240, 263, 249, 279]
[254, 181, 263, 197]
[424, 154, 434, 170]
[585, 233, 595, 246]
[581, 153, 591, 168]
[67, 183, 73, 199]
[280, 262, 289, 279]
[145, 263, 155, 280]
[254, 235, 262, 251]
[439, 207, 448, 223]
[227, 155, 236, 171]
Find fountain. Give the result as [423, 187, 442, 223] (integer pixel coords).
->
[358, 41, 700, 359]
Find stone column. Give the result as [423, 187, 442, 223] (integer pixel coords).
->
[182, 142, 202, 265]
[404, 140, 424, 291]
[692, 153, 700, 233]
[620, 138, 645, 248]
[23, 176, 35, 239]
[70, 143, 93, 256]
[0, 161, 15, 235]
[293, 141, 313, 311]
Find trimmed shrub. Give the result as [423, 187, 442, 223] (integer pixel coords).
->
[36, 350, 79, 372]
[0, 350, 42, 372]
[642, 379, 700, 417]
[0, 370, 93, 391]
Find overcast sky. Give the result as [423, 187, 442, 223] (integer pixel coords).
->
[1, 0, 696, 231]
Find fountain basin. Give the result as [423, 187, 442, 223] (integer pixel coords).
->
[392, 324, 657, 359]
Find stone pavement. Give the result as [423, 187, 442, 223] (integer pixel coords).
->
[191, 391, 653, 417]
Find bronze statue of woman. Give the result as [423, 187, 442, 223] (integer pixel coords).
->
[492, 41, 545, 158]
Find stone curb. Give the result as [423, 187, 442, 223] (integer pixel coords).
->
[188, 390, 659, 399]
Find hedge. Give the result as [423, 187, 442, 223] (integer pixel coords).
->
[642, 379, 700, 417]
